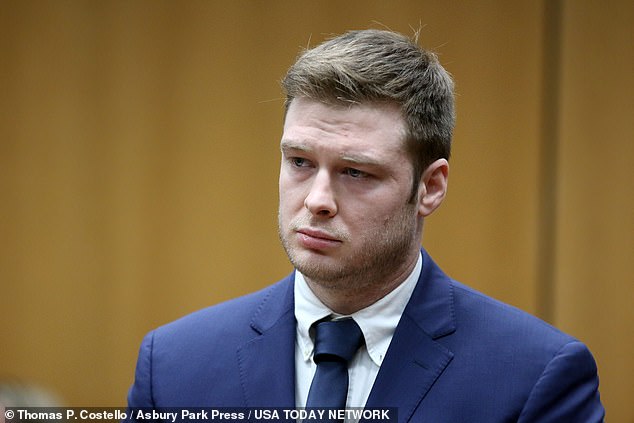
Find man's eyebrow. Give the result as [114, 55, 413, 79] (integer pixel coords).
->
[280, 140, 314, 155]
[280, 140, 382, 166]
[339, 152, 382, 167]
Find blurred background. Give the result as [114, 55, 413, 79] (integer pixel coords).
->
[1, 0, 632, 420]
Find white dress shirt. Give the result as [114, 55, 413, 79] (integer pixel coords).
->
[294, 252, 422, 409]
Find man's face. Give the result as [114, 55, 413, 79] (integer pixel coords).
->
[278, 98, 423, 292]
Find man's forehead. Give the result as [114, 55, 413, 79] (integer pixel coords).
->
[286, 96, 402, 112]
[283, 99, 406, 137]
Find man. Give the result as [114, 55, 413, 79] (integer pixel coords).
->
[126, 29, 604, 422]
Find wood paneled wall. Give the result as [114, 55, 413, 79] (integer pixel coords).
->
[1, 1, 632, 420]
[554, 0, 634, 417]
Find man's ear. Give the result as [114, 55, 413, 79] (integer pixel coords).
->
[417, 159, 449, 217]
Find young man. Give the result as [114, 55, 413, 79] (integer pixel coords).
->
[126, 29, 604, 422]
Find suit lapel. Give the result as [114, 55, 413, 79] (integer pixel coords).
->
[364, 251, 456, 423]
[237, 275, 297, 408]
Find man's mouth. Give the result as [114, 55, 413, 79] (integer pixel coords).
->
[296, 228, 342, 250]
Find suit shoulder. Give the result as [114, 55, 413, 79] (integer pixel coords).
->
[450, 279, 576, 347]
[152, 275, 294, 343]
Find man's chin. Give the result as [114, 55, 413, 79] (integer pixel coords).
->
[290, 252, 346, 278]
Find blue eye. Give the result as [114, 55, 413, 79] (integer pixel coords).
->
[291, 157, 307, 167]
[345, 168, 367, 178]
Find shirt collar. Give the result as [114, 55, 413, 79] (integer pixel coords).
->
[294, 252, 422, 366]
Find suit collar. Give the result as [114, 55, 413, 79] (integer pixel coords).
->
[364, 250, 456, 423]
[249, 274, 296, 334]
[237, 275, 297, 407]
[405, 249, 456, 339]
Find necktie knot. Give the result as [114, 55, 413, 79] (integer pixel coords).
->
[313, 318, 364, 364]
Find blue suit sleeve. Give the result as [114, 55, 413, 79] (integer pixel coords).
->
[124, 331, 157, 421]
[518, 340, 605, 422]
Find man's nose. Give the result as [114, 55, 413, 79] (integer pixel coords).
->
[304, 170, 338, 217]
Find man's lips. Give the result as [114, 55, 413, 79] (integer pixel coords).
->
[296, 228, 342, 250]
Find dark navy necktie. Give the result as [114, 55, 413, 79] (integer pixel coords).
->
[305, 318, 364, 420]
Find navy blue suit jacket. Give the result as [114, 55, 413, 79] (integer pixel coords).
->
[126, 250, 604, 422]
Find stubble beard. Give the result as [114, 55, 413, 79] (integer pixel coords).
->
[278, 205, 420, 294]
